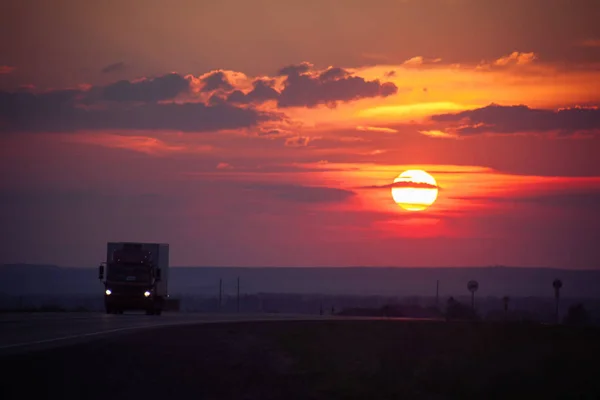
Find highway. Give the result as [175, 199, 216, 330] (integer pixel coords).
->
[0, 312, 444, 400]
[0, 311, 443, 356]
[0, 311, 334, 356]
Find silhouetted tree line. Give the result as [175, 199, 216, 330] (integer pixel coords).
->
[445, 297, 480, 321]
[336, 303, 443, 318]
[563, 303, 591, 326]
[0, 293, 598, 328]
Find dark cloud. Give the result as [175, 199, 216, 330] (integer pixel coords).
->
[0, 89, 279, 133]
[257, 128, 290, 137]
[102, 73, 190, 102]
[452, 190, 600, 210]
[431, 104, 600, 136]
[284, 136, 311, 147]
[318, 67, 349, 81]
[0, 89, 81, 122]
[101, 62, 126, 74]
[360, 182, 440, 190]
[277, 64, 398, 108]
[244, 183, 356, 203]
[207, 94, 227, 105]
[0, 189, 168, 206]
[161, 64, 396, 110]
[0, 64, 397, 134]
[518, 191, 600, 209]
[200, 71, 234, 92]
[523, 190, 600, 210]
[227, 79, 279, 104]
[277, 62, 312, 77]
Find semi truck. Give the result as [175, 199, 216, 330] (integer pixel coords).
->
[98, 242, 169, 315]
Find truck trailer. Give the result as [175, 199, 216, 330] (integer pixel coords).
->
[98, 242, 169, 315]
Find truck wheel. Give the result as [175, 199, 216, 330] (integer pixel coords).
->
[145, 309, 155, 315]
[154, 309, 162, 316]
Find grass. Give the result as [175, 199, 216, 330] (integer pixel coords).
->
[0, 305, 90, 313]
[270, 320, 600, 399]
[2, 320, 599, 399]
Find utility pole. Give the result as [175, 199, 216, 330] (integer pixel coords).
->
[553, 279, 562, 324]
[467, 280, 479, 311]
[236, 277, 240, 313]
[218, 278, 222, 312]
[435, 280, 439, 309]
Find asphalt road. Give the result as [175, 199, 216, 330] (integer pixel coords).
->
[0, 311, 334, 355]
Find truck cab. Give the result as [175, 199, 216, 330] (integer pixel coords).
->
[98, 242, 169, 315]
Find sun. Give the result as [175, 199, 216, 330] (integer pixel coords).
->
[391, 169, 439, 211]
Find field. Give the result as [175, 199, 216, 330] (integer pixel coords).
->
[2, 320, 600, 399]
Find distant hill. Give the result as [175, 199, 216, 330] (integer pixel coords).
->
[2, 264, 600, 298]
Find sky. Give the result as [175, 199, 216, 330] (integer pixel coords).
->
[1, 0, 600, 268]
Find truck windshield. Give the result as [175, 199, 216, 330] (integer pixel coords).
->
[107, 264, 151, 283]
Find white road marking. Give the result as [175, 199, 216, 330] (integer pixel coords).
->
[0, 316, 323, 350]
[0, 315, 440, 352]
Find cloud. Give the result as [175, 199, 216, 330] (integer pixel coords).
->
[453, 189, 600, 211]
[216, 162, 233, 170]
[402, 56, 442, 67]
[284, 136, 311, 147]
[318, 67, 350, 81]
[183, 162, 360, 176]
[359, 181, 440, 190]
[578, 39, 600, 48]
[493, 51, 537, 66]
[200, 71, 234, 92]
[101, 73, 190, 102]
[276, 63, 398, 108]
[517, 190, 600, 210]
[0, 189, 178, 214]
[418, 129, 457, 138]
[226, 64, 398, 108]
[244, 183, 356, 203]
[256, 127, 294, 138]
[63, 133, 199, 155]
[0, 88, 81, 119]
[356, 126, 398, 133]
[0, 63, 396, 135]
[0, 89, 279, 133]
[473, 52, 539, 72]
[0, 63, 402, 135]
[0, 66, 15, 74]
[277, 62, 313, 77]
[101, 62, 126, 74]
[227, 79, 279, 104]
[430, 103, 600, 136]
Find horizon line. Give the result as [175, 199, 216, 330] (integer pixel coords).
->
[2, 263, 598, 272]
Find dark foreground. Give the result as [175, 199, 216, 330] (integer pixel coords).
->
[2, 320, 599, 399]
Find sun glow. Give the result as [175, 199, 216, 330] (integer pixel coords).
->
[391, 170, 439, 211]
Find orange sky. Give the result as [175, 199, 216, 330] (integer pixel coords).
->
[1, 0, 600, 268]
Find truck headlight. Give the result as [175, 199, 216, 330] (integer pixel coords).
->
[144, 291, 151, 297]
[105, 289, 112, 295]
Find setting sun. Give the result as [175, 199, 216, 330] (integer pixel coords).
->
[391, 170, 439, 211]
